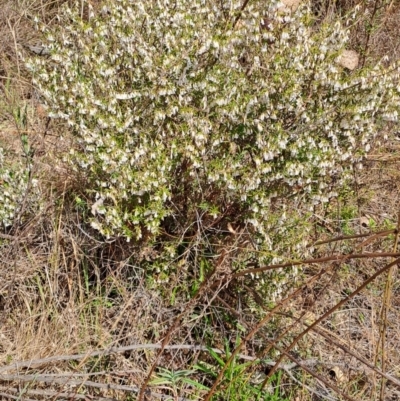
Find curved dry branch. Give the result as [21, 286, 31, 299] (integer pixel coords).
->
[233, 252, 400, 278]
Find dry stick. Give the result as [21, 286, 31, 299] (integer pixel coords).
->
[0, 233, 21, 240]
[0, 386, 118, 401]
[357, 229, 397, 249]
[378, 211, 400, 401]
[366, 156, 400, 162]
[0, 344, 342, 377]
[312, 229, 396, 247]
[0, 344, 240, 374]
[261, 256, 400, 388]
[0, 392, 36, 401]
[136, 250, 229, 401]
[7, 18, 20, 76]
[232, 0, 251, 28]
[232, 252, 400, 278]
[0, 375, 191, 401]
[360, 0, 381, 69]
[2, 343, 399, 398]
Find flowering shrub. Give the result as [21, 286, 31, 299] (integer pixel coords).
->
[27, 0, 400, 246]
[0, 148, 32, 228]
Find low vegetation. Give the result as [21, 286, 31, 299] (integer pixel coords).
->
[1, 0, 400, 400]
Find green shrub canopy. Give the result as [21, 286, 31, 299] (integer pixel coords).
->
[27, 0, 400, 241]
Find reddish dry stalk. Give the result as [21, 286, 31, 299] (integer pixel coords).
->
[232, 0, 251, 28]
[312, 229, 396, 247]
[233, 252, 400, 278]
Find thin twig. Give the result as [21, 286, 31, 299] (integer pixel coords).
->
[0, 233, 20, 240]
[312, 229, 396, 247]
[0, 344, 220, 374]
[0, 376, 191, 401]
[233, 252, 400, 278]
[0, 386, 117, 401]
[0, 392, 36, 401]
[232, 0, 251, 28]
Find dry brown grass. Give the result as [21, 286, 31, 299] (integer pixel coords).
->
[1, 0, 400, 400]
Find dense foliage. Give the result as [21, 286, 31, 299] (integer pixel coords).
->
[27, 0, 399, 262]
[0, 147, 36, 229]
